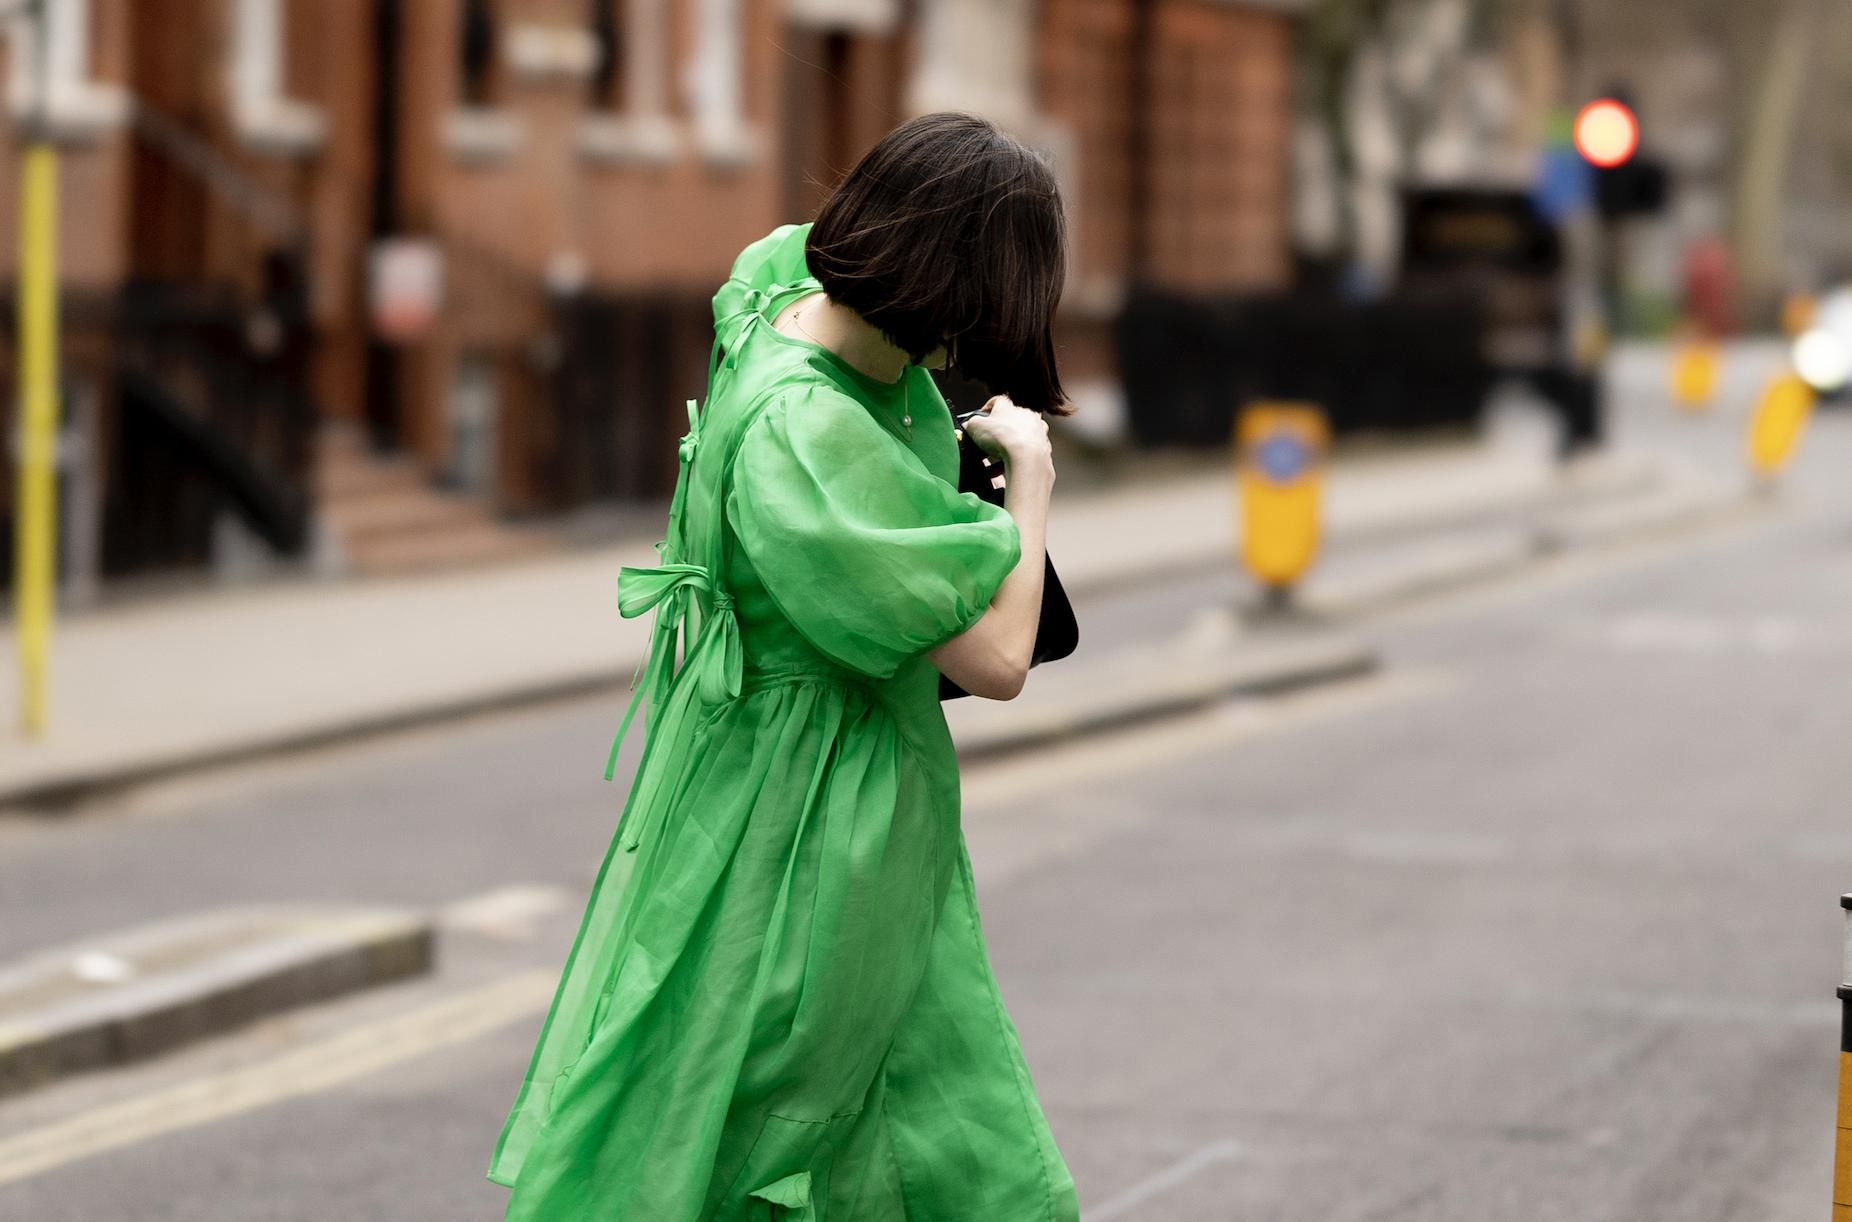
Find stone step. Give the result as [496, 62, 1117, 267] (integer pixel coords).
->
[321, 486, 493, 540]
[342, 523, 555, 577]
[312, 427, 557, 577]
[315, 453, 428, 501]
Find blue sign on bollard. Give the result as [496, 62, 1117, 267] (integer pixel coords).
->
[1254, 434, 1312, 483]
[1237, 403, 1328, 592]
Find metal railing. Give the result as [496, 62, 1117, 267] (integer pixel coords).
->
[0, 102, 319, 590]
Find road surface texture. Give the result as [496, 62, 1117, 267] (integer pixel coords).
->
[2, 344, 1849, 1221]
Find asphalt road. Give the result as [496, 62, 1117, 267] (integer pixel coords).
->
[4, 347, 1852, 1220]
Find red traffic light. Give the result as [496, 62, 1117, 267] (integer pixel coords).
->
[1574, 99, 1639, 169]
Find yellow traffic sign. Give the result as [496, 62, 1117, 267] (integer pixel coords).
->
[1746, 372, 1814, 479]
[1237, 403, 1327, 591]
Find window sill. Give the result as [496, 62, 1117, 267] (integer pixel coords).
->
[443, 108, 525, 165]
[784, 0, 901, 33]
[233, 98, 327, 157]
[7, 82, 133, 145]
[505, 23, 601, 83]
[576, 114, 679, 167]
[693, 119, 760, 169]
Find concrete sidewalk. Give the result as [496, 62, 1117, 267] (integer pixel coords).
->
[0, 440, 1699, 808]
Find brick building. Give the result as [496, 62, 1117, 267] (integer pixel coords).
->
[0, 0, 1299, 587]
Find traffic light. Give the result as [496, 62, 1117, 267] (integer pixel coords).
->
[1573, 96, 1669, 219]
[1574, 99, 1638, 168]
[1595, 157, 1668, 219]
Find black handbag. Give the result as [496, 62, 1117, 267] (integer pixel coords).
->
[937, 408, 1080, 701]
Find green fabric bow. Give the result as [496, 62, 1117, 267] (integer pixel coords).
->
[603, 397, 744, 852]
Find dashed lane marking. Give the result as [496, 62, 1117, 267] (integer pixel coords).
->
[1090, 1139, 1244, 1221]
[439, 883, 570, 941]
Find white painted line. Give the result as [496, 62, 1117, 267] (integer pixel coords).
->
[0, 969, 554, 1186]
[1090, 1139, 1243, 1221]
[439, 883, 570, 941]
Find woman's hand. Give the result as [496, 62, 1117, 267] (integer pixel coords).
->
[963, 395, 1053, 481]
[930, 395, 1055, 701]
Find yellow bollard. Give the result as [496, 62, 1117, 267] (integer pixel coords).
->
[1671, 340, 1720, 411]
[12, 141, 59, 736]
[1236, 403, 1327, 600]
[1746, 372, 1814, 482]
[1833, 894, 1852, 1221]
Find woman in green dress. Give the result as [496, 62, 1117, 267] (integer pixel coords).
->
[489, 112, 1080, 1221]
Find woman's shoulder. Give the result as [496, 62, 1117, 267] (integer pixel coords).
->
[721, 379, 940, 511]
[736, 372, 894, 453]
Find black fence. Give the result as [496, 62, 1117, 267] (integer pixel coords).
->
[1116, 288, 1495, 448]
[1119, 188, 1606, 455]
[0, 267, 316, 592]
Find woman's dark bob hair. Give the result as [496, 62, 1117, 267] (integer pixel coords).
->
[806, 112, 1070, 414]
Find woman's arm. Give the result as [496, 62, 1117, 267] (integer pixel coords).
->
[928, 397, 1054, 700]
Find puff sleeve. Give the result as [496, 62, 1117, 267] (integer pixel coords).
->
[727, 388, 1022, 680]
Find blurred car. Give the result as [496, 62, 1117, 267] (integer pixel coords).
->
[1791, 285, 1852, 403]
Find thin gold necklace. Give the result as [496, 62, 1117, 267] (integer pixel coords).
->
[793, 302, 913, 439]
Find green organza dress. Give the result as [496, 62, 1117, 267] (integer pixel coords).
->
[488, 224, 1080, 1221]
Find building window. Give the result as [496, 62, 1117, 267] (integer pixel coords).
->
[909, 0, 1036, 129]
[230, 0, 326, 155]
[576, 0, 678, 166]
[5, 0, 131, 140]
[588, 0, 622, 109]
[445, 0, 522, 163]
[460, 0, 501, 108]
[684, 0, 757, 164]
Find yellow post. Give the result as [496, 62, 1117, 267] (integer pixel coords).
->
[1236, 403, 1328, 601]
[13, 141, 59, 736]
[1833, 894, 1852, 1221]
[1746, 371, 1814, 482]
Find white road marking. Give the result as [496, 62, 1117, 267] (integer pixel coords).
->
[1599, 612, 1816, 655]
[439, 883, 570, 941]
[1090, 1139, 1244, 1221]
[1748, 615, 1801, 653]
[0, 969, 554, 1186]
